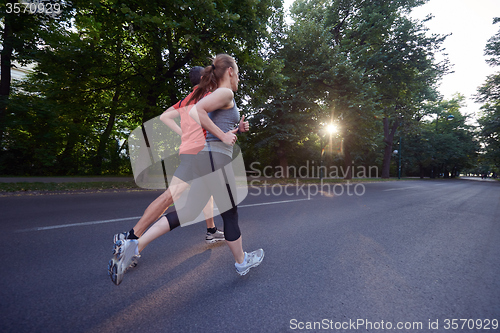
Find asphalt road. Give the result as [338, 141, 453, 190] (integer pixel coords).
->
[1, 179, 499, 333]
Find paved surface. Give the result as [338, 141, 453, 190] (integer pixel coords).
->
[1, 179, 499, 332]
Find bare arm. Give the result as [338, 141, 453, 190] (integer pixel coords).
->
[160, 107, 182, 136]
[189, 88, 238, 145]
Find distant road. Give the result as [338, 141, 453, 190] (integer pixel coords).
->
[1, 179, 499, 333]
[459, 176, 497, 182]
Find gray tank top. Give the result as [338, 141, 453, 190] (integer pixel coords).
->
[203, 100, 239, 157]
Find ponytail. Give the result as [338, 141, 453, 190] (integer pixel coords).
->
[188, 54, 236, 104]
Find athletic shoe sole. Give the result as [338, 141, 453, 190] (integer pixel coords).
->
[108, 257, 123, 285]
[205, 230, 225, 244]
[205, 237, 225, 244]
[108, 239, 139, 285]
[113, 232, 128, 250]
[113, 239, 127, 257]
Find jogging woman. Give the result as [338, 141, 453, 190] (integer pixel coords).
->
[109, 54, 264, 285]
[111, 67, 223, 247]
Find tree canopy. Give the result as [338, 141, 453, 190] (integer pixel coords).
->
[475, 17, 500, 175]
[0, 0, 483, 179]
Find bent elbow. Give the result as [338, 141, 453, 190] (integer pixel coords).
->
[188, 106, 196, 119]
[189, 105, 201, 125]
[159, 113, 166, 123]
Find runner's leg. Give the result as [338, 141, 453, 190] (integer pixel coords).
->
[132, 176, 188, 236]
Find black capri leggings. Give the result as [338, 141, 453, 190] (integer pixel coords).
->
[165, 150, 241, 241]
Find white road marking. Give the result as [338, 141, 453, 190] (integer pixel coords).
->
[239, 198, 310, 208]
[383, 186, 420, 192]
[15, 198, 311, 232]
[15, 216, 142, 232]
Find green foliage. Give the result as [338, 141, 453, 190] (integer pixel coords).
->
[485, 17, 500, 67]
[248, 0, 447, 179]
[1, 0, 283, 175]
[402, 94, 479, 178]
[477, 102, 500, 169]
[0, 0, 485, 179]
[0, 180, 139, 193]
[475, 17, 500, 173]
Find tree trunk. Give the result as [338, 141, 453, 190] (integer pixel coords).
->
[0, 18, 14, 149]
[142, 88, 160, 123]
[342, 134, 353, 179]
[381, 117, 399, 179]
[58, 125, 80, 175]
[143, 37, 166, 123]
[93, 88, 119, 174]
[277, 140, 288, 178]
[343, 148, 353, 180]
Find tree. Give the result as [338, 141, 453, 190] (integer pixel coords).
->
[0, 1, 71, 151]
[356, 3, 449, 178]
[402, 94, 479, 178]
[250, 0, 447, 180]
[251, 9, 351, 174]
[475, 17, 500, 173]
[249, 0, 380, 177]
[1, 0, 284, 175]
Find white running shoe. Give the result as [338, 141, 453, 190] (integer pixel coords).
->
[235, 249, 265, 276]
[113, 231, 138, 253]
[128, 254, 141, 270]
[113, 231, 129, 244]
[108, 239, 139, 285]
[205, 229, 225, 244]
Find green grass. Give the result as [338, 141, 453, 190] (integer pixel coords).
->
[0, 181, 141, 193]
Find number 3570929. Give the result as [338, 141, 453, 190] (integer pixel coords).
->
[6, 2, 62, 15]
[443, 319, 498, 330]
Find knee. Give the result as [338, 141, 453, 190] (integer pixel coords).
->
[165, 210, 180, 230]
[159, 191, 173, 206]
[222, 206, 240, 242]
